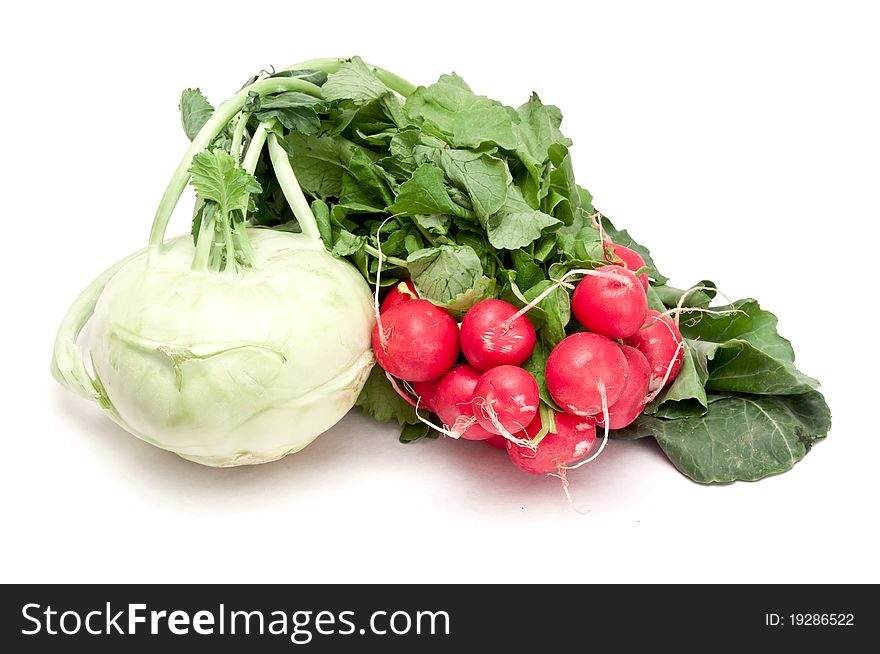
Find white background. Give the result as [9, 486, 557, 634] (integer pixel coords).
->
[2, 0, 878, 583]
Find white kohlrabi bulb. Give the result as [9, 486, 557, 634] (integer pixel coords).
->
[88, 228, 375, 466]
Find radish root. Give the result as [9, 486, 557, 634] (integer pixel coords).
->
[478, 398, 536, 450]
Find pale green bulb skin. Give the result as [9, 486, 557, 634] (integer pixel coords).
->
[89, 229, 375, 466]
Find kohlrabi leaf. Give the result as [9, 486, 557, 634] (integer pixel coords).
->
[622, 391, 831, 483]
[179, 88, 214, 141]
[247, 91, 329, 134]
[322, 56, 390, 103]
[283, 133, 352, 198]
[189, 149, 261, 216]
[267, 69, 329, 86]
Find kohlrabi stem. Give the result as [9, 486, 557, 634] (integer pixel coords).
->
[243, 122, 271, 175]
[51, 249, 146, 401]
[147, 77, 323, 254]
[267, 131, 322, 244]
[192, 212, 214, 272]
[222, 216, 237, 273]
[282, 58, 417, 97]
[362, 244, 408, 268]
[230, 111, 250, 163]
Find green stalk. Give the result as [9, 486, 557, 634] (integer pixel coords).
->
[229, 111, 250, 163]
[283, 57, 417, 97]
[147, 77, 323, 254]
[243, 122, 271, 175]
[191, 211, 214, 271]
[363, 244, 408, 268]
[51, 249, 146, 401]
[267, 131, 321, 244]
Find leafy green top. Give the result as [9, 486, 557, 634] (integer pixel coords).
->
[178, 59, 829, 479]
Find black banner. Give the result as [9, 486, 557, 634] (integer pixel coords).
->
[0, 584, 872, 651]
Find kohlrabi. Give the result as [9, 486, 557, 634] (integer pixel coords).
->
[51, 65, 396, 466]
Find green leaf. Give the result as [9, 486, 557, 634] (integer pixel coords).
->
[523, 280, 570, 345]
[189, 149, 261, 216]
[510, 249, 545, 290]
[546, 144, 580, 224]
[680, 299, 793, 362]
[179, 89, 214, 141]
[431, 275, 497, 319]
[355, 366, 419, 425]
[678, 299, 818, 395]
[331, 230, 366, 257]
[404, 73, 517, 149]
[399, 422, 432, 443]
[435, 149, 510, 220]
[322, 56, 390, 103]
[646, 285, 667, 313]
[283, 133, 352, 198]
[514, 93, 570, 181]
[407, 244, 483, 304]
[341, 147, 395, 209]
[555, 208, 602, 260]
[622, 391, 831, 483]
[413, 213, 451, 235]
[388, 164, 473, 219]
[311, 199, 332, 248]
[249, 91, 328, 134]
[523, 335, 563, 412]
[601, 216, 668, 284]
[268, 69, 329, 86]
[645, 340, 710, 419]
[486, 186, 560, 250]
[653, 282, 717, 309]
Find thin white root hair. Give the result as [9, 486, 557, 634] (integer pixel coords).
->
[661, 306, 748, 327]
[561, 383, 610, 471]
[548, 467, 591, 515]
[479, 398, 536, 450]
[672, 284, 738, 328]
[373, 217, 395, 351]
[395, 377, 464, 439]
[385, 372, 419, 408]
[589, 211, 607, 246]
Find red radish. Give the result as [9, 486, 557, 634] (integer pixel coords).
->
[459, 299, 536, 371]
[598, 345, 651, 430]
[433, 365, 494, 440]
[411, 378, 441, 412]
[372, 299, 460, 382]
[484, 435, 508, 449]
[473, 365, 539, 436]
[546, 332, 629, 416]
[571, 265, 648, 339]
[506, 412, 597, 474]
[604, 241, 649, 291]
[381, 279, 419, 313]
[624, 310, 684, 392]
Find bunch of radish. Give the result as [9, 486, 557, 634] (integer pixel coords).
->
[372, 241, 684, 477]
